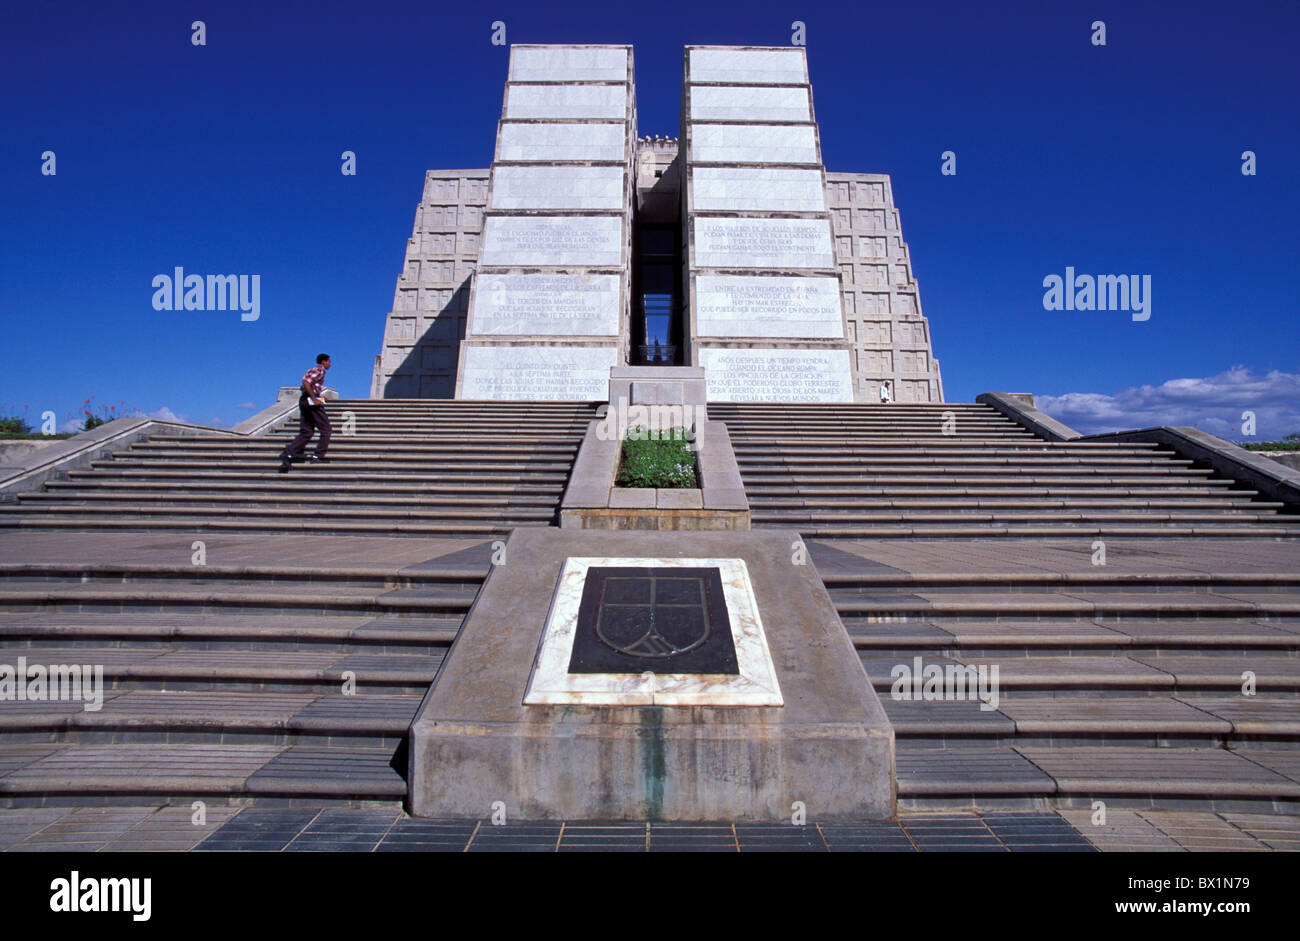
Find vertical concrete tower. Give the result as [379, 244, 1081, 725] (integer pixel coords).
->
[680, 46, 857, 403]
[453, 45, 637, 400]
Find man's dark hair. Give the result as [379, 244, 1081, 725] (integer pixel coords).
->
[316, 353, 331, 364]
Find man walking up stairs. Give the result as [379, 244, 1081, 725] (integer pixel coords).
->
[280, 354, 333, 473]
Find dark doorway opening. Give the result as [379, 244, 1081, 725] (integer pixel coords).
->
[632, 225, 682, 365]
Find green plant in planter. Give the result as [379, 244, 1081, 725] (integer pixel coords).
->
[616, 426, 699, 489]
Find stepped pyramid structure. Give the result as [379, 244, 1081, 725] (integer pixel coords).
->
[2, 43, 1299, 840]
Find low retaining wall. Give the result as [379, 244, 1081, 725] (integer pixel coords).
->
[978, 391, 1300, 512]
[0, 389, 333, 498]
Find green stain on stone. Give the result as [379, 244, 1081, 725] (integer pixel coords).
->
[639, 706, 665, 820]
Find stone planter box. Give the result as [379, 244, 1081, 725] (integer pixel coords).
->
[560, 420, 749, 531]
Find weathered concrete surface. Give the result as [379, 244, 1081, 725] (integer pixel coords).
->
[409, 528, 894, 821]
[976, 391, 1080, 441]
[1259, 452, 1300, 472]
[0, 438, 63, 464]
[564, 506, 749, 531]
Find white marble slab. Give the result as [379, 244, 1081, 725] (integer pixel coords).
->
[688, 85, 811, 122]
[701, 348, 854, 403]
[490, 165, 625, 210]
[693, 217, 833, 269]
[510, 47, 628, 82]
[481, 215, 624, 267]
[688, 48, 808, 85]
[505, 84, 627, 120]
[498, 122, 627, 162]
[695, 275, 843, 338]
[523, 557, 783, 707]
[460, 345, 618, 400]
[689, 124, 818, 164]
[690, 168, 826, 212]
[469, 273, 620, 337]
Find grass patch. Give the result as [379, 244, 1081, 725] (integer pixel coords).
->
[616, 426, 698, 489]
[0, 433, 74, 441]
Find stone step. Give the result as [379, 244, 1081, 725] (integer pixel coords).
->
[731, 432, 1040, 441]
[824, 571, 1300, 589]
[726, 421, 1032, 429]
[89, 458, 577, 472]
[747, 487, 1240, 502]
[263, 420, 589, 429]
[860, 653, 1300, 692]
[883, 691, 1300, 743]
[782, 522, 1300, 538]
[741, 464, 1211, 476]
[733, 447, 1175, 459]
[63, 469, 571, 485]
[755, 497, 1273, 510]
[0, 562, 485, 589]
[0, 516, 524, 535]
[894, 744, 1300, 803]
[0, 690, 423, 744]
[126, 443, 581, 457]
[153, 431, 584, 443]
[0, 582, 476, 615]
[45, 479, 565, 496]
[18, 490, 560, 509]
[0, 646, 443, 693]
[836, 590, 1300, 618]
[0, 743, 407, 801]
[843, 620, 1300, 652]
[739, 454, 1191, 467]
[758, 509, 1282, 523]
[883, 695, 1251, 738]
[744, 472, 1221, 485]
[731, 438, 1163, 447]
[0, 502, 556, 521]
[743, 476, 1239, 488]
[0, 611, 461, 651]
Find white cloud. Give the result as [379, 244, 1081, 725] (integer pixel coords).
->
[149, 406, 187, 424]
[235, 402, 256, 411]
[1036, 366, 1300, 442]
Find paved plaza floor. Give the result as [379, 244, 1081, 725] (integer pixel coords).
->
[2, 804, 1298, 852]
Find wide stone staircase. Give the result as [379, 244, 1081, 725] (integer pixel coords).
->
[0, 399, 597, 536]
[0, 400, 592, 806]
[718, 402, 1300, 812]
[711, 401, 1300, 538]
[4, 397, 1299, 815]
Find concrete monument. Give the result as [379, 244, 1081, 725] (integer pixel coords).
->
[372, 43, 944, 403]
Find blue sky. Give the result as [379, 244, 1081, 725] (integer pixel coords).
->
[1, 0, 1297, 439]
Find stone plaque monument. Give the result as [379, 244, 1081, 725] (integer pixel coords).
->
[409, 529, 893, 821]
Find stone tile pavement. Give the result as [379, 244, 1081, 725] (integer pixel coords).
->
[3, 804, 1295, 851]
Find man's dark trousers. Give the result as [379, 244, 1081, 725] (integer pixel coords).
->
[284, 397, 331, 460]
